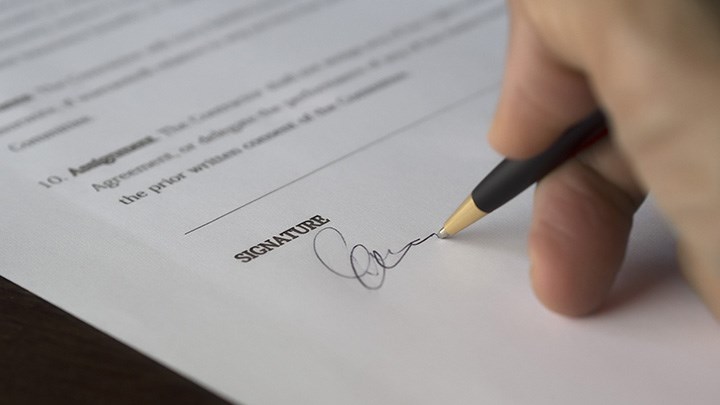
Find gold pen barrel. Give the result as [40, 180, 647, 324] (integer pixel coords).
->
[438, 196, 487, 238]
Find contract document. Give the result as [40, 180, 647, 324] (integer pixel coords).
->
[1, 0, 718, 403]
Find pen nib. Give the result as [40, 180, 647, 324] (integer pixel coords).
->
[437, 228, 450, 239]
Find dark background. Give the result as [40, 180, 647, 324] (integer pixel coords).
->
[0, 276, 231, 404]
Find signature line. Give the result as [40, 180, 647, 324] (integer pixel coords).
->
[184, 85, 498, 235]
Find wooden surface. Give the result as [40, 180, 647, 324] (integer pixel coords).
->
[0, 276, 232, 404]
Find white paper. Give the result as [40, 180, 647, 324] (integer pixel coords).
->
[1, 1, 718, 404]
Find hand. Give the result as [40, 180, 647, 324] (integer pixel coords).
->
[488, 0, 720, 317]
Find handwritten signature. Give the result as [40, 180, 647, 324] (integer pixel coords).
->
[313, 227, 437, 289]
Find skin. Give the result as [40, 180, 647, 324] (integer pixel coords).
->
[488, 0, 720, 318]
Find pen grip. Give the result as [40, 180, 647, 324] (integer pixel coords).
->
[471, 110, 607, 213]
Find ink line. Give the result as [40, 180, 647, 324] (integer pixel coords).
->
[313, 226, 438, 289]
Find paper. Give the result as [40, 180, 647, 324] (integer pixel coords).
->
[1, 1, 718, 403]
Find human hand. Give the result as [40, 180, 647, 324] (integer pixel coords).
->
[488, 0, 720, 317]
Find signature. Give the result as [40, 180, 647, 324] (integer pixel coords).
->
[312, 227, 437, 289]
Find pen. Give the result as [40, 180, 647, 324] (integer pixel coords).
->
[438, 110, 608, 238]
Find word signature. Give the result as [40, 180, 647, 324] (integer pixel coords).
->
[313, 227, 437, 289]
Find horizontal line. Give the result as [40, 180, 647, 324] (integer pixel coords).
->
[184, 84, 498, 235]
[0, 93, 31, 113]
